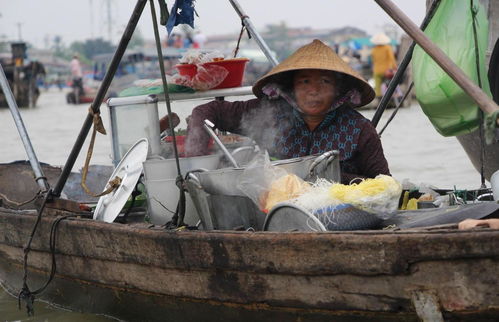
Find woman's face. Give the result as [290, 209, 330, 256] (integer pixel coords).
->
[293, 69, 337, 116]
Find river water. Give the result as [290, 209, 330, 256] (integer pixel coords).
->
[0, 88, 482, 320]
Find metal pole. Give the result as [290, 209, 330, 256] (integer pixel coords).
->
[374, 0, 499, 115]
[0, 63, 49, 191]
[371, 0, 441, 127]
[149, 0, 183, 177]
[52, 0, 147, 197]
[228, 0, 279, 67]
[204, 120, 239, 168]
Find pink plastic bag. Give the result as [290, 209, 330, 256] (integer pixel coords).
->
[171, 64, 228, 91]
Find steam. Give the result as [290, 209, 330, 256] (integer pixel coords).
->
[239, 98, 293, 154]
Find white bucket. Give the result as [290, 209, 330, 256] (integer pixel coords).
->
[143, 154, 221, 181]
[145, 179, 198, 226]
[143, 155, 221, 225]
[490, 169, 499, 201]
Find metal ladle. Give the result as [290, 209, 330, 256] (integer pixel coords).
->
[203, 119, 239, 168]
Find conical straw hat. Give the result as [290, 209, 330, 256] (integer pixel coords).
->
[252, 39, 375, 107]
[370, 33, 391, 45]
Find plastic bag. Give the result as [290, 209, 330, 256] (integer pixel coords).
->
[170, 64, 229, 90]
[412, 0, 491, 136]
[237, 152, 310, 212]
[179, 50, 225, 64]
[191, 64, 229, 90]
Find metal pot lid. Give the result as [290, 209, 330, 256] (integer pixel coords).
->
[93, 138, 148, 223]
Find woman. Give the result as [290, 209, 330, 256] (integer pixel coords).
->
[183, 39, 390, 184]
[370, 33, 397, 98]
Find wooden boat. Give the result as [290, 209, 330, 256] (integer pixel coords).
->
[0, 160, 498, 321]
[1, 1, 499, 321]
[1, 205, 498, 321]
[0, 42, 45, 108]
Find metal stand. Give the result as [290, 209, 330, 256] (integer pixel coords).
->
[0, 63, 49, 192]
[52, 0, 148, 197]
[228, 0, 279, 67]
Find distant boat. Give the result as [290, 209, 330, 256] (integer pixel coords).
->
[66, 48, 187, 104]
[0, 42, 45, 108]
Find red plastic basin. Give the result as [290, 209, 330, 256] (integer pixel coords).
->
[175, 58, 250, 89]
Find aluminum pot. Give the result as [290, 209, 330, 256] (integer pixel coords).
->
[186, 151, 340, 230]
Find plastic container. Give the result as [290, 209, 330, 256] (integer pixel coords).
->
[143, 154, 220, 180]
[106, 95, 161, 165]
[143, 155, 221, 225]
[145, 179, 198, 226]
[175, 58, 250, 89]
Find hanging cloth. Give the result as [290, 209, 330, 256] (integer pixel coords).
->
[166, 0, 196, 36]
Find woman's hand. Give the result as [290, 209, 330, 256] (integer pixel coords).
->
[159, 113, 180, 133]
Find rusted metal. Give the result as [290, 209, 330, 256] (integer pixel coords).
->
[42, 198, 91, 214]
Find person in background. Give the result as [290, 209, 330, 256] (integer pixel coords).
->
[70, 54, 84, 95]
[173, 34, 184, 48]
[192, 30, 207, 49]
[173, 39, 390, 184]
[370, 33, 397, 99]
[166, 34, 176, 47]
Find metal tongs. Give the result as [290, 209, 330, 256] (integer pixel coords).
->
[203, 119, 240, 168]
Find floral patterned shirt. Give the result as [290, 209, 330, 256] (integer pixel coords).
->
[185, 98, 390, 184]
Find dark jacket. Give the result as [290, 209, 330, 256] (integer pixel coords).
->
[185, 98, 390, 184]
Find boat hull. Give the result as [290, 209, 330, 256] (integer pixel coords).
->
[0, 209, 498, 321]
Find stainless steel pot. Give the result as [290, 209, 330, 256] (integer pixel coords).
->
[186, 150, 340, 230]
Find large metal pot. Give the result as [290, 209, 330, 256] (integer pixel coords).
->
[186, 151, 340, 230]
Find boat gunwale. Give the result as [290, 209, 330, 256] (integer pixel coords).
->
[1, 208, 498, 277]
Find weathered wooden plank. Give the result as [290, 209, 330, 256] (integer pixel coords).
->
[1, 208, 498, 321]
[1, 211, 498, 276]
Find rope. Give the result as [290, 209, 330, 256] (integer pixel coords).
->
[163, 174, 187, 229]
[0, 190, 41, 208]
[470, 0, 487, 189]
[234, 15, 250, 58]
[16, 189, 48, 315]
[379, 82, 414, 136]
[80, 107, 122, 197]
[18, 210, 80, 316]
